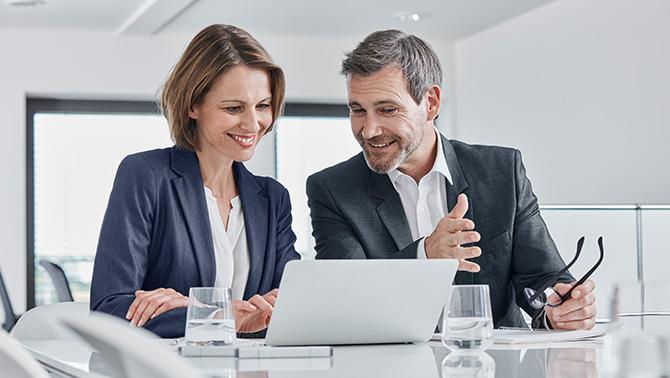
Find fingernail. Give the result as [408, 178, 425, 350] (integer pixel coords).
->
[573, 290, 581, 298]
[138, 320, 144, 327]
[126, 312, 131, 320]
[557, 322, 565, 327]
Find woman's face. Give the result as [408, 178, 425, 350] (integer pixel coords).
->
[189, 65, 273, 163]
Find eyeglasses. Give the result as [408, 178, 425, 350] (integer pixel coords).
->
[524, 236, 604, 310]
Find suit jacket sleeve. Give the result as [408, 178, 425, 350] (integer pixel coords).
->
[307, 174, 420, 260]
[90, 155, 185, 338]
[509, 150, 574, 325]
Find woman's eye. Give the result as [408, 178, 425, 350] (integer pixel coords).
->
[224, 106, 243, 113]
[256, 103, 271, 110]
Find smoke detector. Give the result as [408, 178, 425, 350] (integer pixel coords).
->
[6, 0, 45, 6]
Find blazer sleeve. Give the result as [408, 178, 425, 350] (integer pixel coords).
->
[271, 187, 300, 288]
[306, 174, 420, 260]
[89, 155, 186, 338]
[509, 149, 574, 324]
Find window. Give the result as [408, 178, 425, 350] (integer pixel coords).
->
[28, 99, 171, 307]
[275, 104, 359, 259]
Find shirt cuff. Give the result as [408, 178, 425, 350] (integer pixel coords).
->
[417, 238, 428, 259]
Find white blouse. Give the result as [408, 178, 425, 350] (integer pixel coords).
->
[204, 187, 250, 301]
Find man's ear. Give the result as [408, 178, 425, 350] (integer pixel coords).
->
[188, 103, 199, 120]
[425, 85, 441, 121]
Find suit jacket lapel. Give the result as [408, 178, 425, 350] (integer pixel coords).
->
[234, 162, 268, 299]
[442, 135, 470, 217]
[441, 135, 474, 284]
[369, 170, 414, 250]
[170, 147, 216, 287]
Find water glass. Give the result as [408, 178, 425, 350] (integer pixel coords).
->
[442, 285, 494, 353]
[185, 287, 236, 346]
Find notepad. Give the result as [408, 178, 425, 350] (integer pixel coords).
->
[493, 326, 606, 344]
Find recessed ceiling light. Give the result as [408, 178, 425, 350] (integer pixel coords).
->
[392, 11, 427, 23]
[6, 0, 45, 6]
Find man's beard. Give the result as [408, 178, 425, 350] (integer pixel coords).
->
[358, 132, 419, 174]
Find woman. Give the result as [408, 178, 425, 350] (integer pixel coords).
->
[90, 24, 300, 338]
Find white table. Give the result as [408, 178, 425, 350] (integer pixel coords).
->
[21, 338, 603, 377]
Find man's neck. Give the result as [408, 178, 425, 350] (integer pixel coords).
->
[398, 127, 438, 183]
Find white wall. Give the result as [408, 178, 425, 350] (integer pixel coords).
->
[0, 28, 454, 311]
[453, 0, 670, 205]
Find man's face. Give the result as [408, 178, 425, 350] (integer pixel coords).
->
[347, 66, 430, 174]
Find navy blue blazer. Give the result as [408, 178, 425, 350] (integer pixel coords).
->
[90, 146, 299, 338]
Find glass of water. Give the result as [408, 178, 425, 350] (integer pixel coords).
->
[185, 287, 236, 346]
[442, 285, 494, 353]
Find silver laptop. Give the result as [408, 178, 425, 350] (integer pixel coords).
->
[265, 259, 458, 346]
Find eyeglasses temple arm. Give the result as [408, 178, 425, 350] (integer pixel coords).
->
[559, 236, 605, 302]
[528, 236, 585, 303]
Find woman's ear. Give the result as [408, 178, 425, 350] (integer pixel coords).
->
[188, 103, 199, 120]
[425, 85, 441, 121]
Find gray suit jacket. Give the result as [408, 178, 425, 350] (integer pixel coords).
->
[306, 135, 573, 328]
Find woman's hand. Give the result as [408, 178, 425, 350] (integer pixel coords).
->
[234, 289, 279, 333]
[126, 288, 188, 327]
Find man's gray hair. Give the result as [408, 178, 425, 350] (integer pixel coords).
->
[341, 29, 442, 105]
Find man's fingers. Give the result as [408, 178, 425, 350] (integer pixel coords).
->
[457, 260, 480, 273]
[446, 231, 481, 246]
[552, 293, 596, 320]
[554, 318, 596, 330]
[443, 218, 475, 233]
[571, 279, 596, 299]
[447, 193, 469, 220]
[454, 246, 482, 260]
[557, 305, 597, 322]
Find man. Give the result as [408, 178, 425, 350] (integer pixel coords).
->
[306, 30, 596, 329]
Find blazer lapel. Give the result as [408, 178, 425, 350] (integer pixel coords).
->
[170, 147, 216, 287]
[441, 135, 474, 284]
[234, 162, 268, 299]
[369, 170, 414, 250]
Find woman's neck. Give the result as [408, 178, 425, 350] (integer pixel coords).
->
[195, 149, 237, 198]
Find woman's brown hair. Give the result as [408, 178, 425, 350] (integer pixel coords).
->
[161, 24, 285, 151]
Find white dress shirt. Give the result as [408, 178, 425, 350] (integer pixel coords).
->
[204, 187, 250, 301]
[387, 128, 452, 258]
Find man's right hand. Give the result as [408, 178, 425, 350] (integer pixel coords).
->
[424, 193, 482, 272]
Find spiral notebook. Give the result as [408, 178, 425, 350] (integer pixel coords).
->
[493, 326, 606, 344]
[431, 325, 606, 344]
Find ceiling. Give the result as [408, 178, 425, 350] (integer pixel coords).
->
[0, 0, 555, 40]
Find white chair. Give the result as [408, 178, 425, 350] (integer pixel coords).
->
[11, 302, 89, 341]
[0, 329, 50, 378]
[60, 311, 203, 378]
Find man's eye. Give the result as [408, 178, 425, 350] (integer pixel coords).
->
[379, 107, 398, 115]
[349, 108, 365, 116]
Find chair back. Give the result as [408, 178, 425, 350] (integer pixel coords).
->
[0, 269, 18, 332]
[0, 329, 50, 378]
[38, 259, 74, 302]
[11, 302, 89, 341]
[60, 312, 203, 378]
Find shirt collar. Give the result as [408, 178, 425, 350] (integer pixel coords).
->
[387, 127, 453, 185]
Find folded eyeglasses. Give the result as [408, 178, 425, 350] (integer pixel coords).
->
[524, 236, 604, 310]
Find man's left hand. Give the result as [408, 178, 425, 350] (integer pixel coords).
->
[545, 279, 596, 330]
